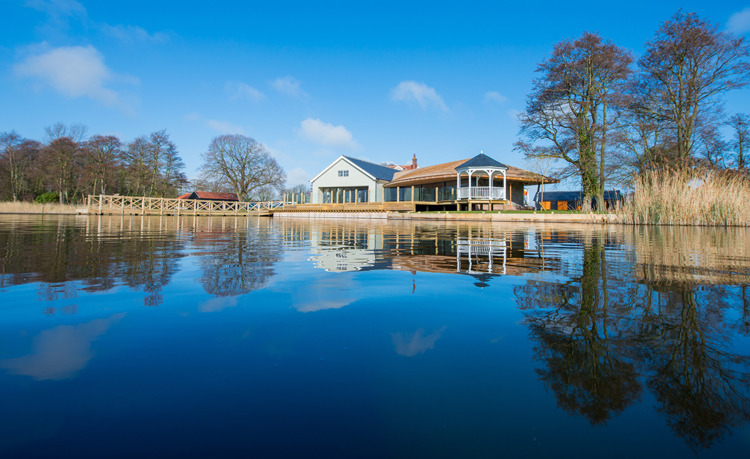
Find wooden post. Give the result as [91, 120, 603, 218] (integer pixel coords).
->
[411, 186, 414, 202]
[397, 186, 400, 202]
[160, 198, 164, 216]
[121, 197, 125, 215]
[435, 186, 439, 202]
[98, 195, 102, 215]
[193, 200, 197, 216]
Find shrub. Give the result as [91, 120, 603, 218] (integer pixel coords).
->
[34, 192, 59, 204]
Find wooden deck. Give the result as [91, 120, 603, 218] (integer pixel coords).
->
[87, 195, 282, 216]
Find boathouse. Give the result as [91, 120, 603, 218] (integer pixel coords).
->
[535, 190, 623, 211]
[177, 191, 239, 202]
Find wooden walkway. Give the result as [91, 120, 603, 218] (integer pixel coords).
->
[86, 195, 282, 216]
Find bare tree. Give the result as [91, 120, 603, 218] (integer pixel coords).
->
[0, 131, 40, 201]
[45, 122, 88, 143]
[83, 135, 122, 195]
[727, 113, 750, 171]
[199, 135, 286, 201]
[42, 137, 80, 203]
[635, 11, 750, 164]
[524, 156, 556, 210]
[515, 32, 633, 210]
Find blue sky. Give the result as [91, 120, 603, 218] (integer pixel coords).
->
[3, 1, 750, 187]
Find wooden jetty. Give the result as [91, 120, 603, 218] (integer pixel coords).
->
[85, 195, 282, 216]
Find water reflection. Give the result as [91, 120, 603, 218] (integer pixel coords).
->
[514, 229, 750, 450]
[0, 216, 749, 453]
[0, 313, 125, 380]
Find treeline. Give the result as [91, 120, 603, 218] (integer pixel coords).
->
[0, 123, 187, 204]
[516, 11, 750, 210]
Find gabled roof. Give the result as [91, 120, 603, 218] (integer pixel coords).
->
[535, 190, 622, 202]
[310, 155, 398, 183]
[457, 153, 509, 169]
[177, 191, 239, 201]
[194, 191, 239, 201]
[343, 156, 398, 181]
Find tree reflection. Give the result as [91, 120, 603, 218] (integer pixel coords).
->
[193, 220, 283, 297]
[517, 236, 641, 425]
[515, 230, 750, 449]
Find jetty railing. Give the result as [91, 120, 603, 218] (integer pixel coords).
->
[87, 195, 283, 216]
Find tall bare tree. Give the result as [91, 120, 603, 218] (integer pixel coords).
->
[635, 11, 750, 165]
[727, 113, 750, 171]
[515, 32, 633, 210]
[0, 132, 40, 201]
[43, 137, 80, 203]
[83, 135, 123, 195]
[199, 135, 286, 201]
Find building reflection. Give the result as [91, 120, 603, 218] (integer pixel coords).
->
[283, 219, 556, 284]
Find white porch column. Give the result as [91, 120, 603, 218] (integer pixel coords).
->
[488, 170, 493, 200]
[456, 171, 460, 198]
[503, 171, 507, 201]
[468, 171, 473, 199]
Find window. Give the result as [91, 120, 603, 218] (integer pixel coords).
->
[338, 170, 349, 177]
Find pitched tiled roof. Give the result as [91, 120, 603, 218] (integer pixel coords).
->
[194, 191, 239, 201]
[343, 156, 398, 181]
[457, 154, 509, 169]
[177, 191, 239, 201]
[385, 158, 560, 187]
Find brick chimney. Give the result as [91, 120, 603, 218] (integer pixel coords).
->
[412, 154, 418, 169]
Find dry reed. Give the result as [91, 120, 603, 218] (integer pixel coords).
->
[623, 169, 750, 226]
[0, 201, 78, 215]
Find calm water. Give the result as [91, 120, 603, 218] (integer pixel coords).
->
[1, 215, 749, 458]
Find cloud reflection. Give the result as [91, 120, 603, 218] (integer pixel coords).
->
[1, 313, 125, 381]
[392, 327, 447, 357]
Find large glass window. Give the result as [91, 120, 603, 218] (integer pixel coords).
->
[384, 188, 397, 202]
[399, 187, 412, 202]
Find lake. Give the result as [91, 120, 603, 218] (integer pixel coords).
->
[0, 215, 749, 458]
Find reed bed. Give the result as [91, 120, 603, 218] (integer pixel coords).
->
[0, 201, 78, 214]
[623, 169, 750, 226]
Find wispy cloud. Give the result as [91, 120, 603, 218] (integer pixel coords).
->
[299, 118, 358, 149]
[0, 314, 125, 380]
[484, 91, 507, 105]
[727, 8, 750, 34]
[97, 23, 169, 43]
[14, 45, 137, 114]
[391, 80, 448, 111]
[25, 0, 87, 25]
[226, 81, 265, 102]
[25, 0, 169, 44]
[287, 167, 311, 186]
[206, 120, 245, 135]
[392, 327, 447, 357]
[272, 75, 308, 98]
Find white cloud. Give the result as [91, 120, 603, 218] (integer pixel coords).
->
[0, 314, 125, 380]
[287, 167, 311, 186]
[272, 75, 308, 98]
[97, 23, 169, 43]
[727, 8, 750, 34]
[226, 81, 265, 102]
[25, 0, 87, 23]
[484, 91, 507, 105]
[183, 112, 201, 121]
[390, 80, 448, 111]
[206, 120, 245, 135]
[14, 45, 136, 113]
[299, 118, 358, 149]
[392, 327, 447, 357]
[199, 296, 239, 313]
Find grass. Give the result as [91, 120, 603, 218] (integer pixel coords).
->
[623, 168, 750, 226]
[0, 201, 78, 214]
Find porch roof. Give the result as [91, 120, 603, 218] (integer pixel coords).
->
[384, 159, 560, 188]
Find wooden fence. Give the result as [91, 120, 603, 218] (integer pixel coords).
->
[87, 195, 283, 216]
